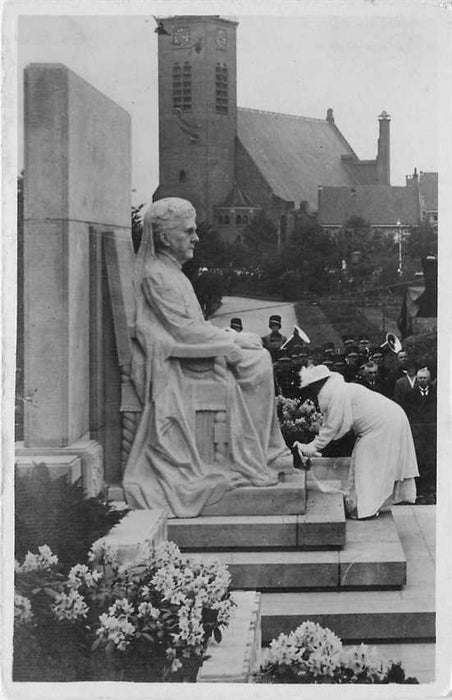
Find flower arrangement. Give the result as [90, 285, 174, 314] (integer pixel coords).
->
[276, 396, 323, 446]
[255, 621, 418, 684]
[14, 541, 234, 682]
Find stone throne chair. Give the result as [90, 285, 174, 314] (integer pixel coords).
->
[120, 338, 234, 474]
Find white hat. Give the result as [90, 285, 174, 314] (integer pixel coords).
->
[299, 364, 331, 389]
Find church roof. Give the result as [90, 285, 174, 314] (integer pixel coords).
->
[236, 107, 359, 209]
[419, 172, 438, 211]
[318, 185, 421, 226]
[217, 181, 257, 208]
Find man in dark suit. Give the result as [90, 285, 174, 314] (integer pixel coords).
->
[393, 359, 418, 413]
[405, 367, 437, 488]
[357, 361, 387, 394]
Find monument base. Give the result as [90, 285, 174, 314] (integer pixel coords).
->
[15, 437, 104, 497]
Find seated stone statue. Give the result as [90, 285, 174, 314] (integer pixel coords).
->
[123, 198, 290, 517]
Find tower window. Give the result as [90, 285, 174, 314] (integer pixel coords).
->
[236, 214, 242, 225]
[173, 62, 192, 111]
[224, 214, 230, 225]
[179, 169, 187, 183]
[215, 63, 228, 114]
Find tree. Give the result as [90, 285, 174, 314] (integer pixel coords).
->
[405, 221, 437, 261]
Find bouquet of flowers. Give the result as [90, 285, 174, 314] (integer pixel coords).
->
[14, 541, 234, 682]
[255, 621, 418, 684]
[276, 396, 323, 446]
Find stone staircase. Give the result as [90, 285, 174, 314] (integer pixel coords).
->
[166, 463, 435, 645]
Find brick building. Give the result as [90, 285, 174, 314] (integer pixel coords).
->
[154, 15, 392, 243]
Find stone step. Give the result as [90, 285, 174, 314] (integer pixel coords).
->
[260, 506, 435, 644]
[168, 491, 345, 550]
[186, 512, 406, 590]
[199, 468, 306, 516]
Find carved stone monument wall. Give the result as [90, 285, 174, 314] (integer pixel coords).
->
[16, 63, 134, 492]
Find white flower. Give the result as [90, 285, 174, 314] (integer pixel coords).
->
[51, 589, 89, 621]
[108, 598, 134, 617]
[340, 644, 389, 681]
[19, 545, 58, 573]
[170, 658, 182, 674]
[14, 594, 33, 625]
[137, 602, 160, 620]
[67, 563, 102, 589]
[96, 613, 136, 651]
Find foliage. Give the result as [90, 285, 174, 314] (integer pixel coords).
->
[242, 211, 278, 259]
[405, 221, 438, 261]
[14, 541, 234, 682]
[403, 331, 437, 376]
[276, 396, 322, 446]
[15, 463, 128, 572]
[255, 621, 418, 684]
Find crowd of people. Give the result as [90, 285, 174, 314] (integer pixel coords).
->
[229, 313, 437, 494]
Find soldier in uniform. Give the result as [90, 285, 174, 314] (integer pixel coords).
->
[230, 317, 243, 332]
[262, 314, 287, 362]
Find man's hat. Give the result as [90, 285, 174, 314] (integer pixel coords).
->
[230, 317, 243, 331]
[358, 336, 370, 343]
[323, 341, 335, 354]
[342, 333, 355, 344]
[269, 315, 282, 328]
[299, 364, 331, 389]
[346, 346, 359, 357]
[333, 354, 346, 364]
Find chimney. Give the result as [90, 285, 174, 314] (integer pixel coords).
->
[376, 110, 390, 185]
[326, 108, 334, 123]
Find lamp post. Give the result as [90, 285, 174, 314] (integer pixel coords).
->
[395, 219, 403, 276]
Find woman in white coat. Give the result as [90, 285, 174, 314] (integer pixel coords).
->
[295, 365, 419, 519]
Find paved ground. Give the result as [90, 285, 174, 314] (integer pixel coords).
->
[211, 296, 342, 347]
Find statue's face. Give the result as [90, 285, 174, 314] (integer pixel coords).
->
[162, 213, 198, 264]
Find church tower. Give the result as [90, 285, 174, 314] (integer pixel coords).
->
[154, 15, 238, 222]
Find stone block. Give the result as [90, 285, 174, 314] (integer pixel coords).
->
[197, 591, 261, 683]
[307, 457, 351, 489]
[168, 490, 345, 550]
[15, 437, 103, 497]
[95, 510, 168, 565]
[297, 491, 345, 548]
[194, 550, 339, 590]
[15, 454, 81, 483]
[23, 63, 131, 463]
[339, 513, 406, 588]
[168, 515, 298, 549]
[200, 470, 306, 516]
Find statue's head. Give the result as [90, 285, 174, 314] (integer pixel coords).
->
[143, 198, 198, 265]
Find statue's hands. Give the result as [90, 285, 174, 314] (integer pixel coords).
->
[224, 344, 244, 365]
[233, 331, 263, 350]
[294, 441, 322, 459]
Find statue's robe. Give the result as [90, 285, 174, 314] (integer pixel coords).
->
[123, 252, 287, 517]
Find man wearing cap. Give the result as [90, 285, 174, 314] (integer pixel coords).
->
[342, 334, 356, 353]
[230, 318, 243, 332]
[343, 346, 361, 383]
[294, 365, 419, 519]
[262, 315, 287, 362]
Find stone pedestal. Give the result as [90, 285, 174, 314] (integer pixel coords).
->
[19, 63, 133, 489]
[96, 510, 168, 564]
[15, 454, 81, 483]
[15, 437, 103, 497]
[197, 591, 262, 683]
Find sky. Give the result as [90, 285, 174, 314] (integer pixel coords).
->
[15, 3, 443, 206]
